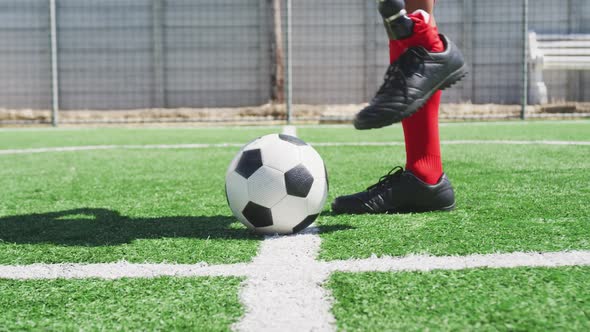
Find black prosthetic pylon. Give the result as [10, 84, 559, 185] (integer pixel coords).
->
[378, 0, 414, 40]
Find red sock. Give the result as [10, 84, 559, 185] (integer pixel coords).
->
[389, 12, 444, 185]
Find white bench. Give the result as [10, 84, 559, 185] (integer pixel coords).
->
[528, 32, 590, 104]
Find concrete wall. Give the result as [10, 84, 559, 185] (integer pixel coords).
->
[0, 0, 587, 110]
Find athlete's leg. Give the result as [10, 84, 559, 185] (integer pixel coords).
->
[354, 0, 466, 130]
[399, 0, 444, 185]
[331, 0, 462, 215]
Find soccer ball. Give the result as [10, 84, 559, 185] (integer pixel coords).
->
[225, 134, 328, 235]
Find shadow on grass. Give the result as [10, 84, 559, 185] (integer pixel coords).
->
[0, 208, 352, 247]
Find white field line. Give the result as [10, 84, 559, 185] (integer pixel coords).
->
[442, 139, 590, 146]
[314, 140, 590, 147]
[1, 250, 589, 332]
[0, 125, 289, 132]
[0, 262, 250, 280]
[0, 143, 245, 155]
[1, 140, 590, 155]
[233, 229, 335, 332]
[325, 250, 590, 273]
[2, 131, 589, 331]
[1, 250, 589, 281]
[233, 125, 334, 332]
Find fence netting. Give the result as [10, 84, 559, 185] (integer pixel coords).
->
[0, 0, 588, 125]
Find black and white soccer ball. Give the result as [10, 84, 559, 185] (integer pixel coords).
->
[225, 134, 328, 235]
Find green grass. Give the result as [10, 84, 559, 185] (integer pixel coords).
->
[328, 267, 590, 331]
[0, 121, 589, 330]
[318, 143, 590, 260]
[0, 122, 589, 264]
[0, 276, 243, 331]
[1, 121, 589, 149]
[0, 127, 281, 149]
[300, 121, 590, 142]
[0, 149, 261, 264]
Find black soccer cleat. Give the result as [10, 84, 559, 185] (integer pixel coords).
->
[331, 167, 455, 215]
[354, 34, 468, 130]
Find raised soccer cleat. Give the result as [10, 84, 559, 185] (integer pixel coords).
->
[354, 34, 467, 130]
[331, 167, 455, 214]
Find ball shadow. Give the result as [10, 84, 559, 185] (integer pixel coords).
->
[0, 208, 354, 247]
[0, 208, 256, 247]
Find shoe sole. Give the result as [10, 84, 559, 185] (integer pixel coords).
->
[387, 202, 456, 214]
[438, 201, 456, 212]
[332, 201, 456, 215]
[355, 64, 469, 130]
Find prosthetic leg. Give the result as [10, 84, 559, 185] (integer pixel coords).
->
[331, 0, 463, 214]
[378, 0, 414, 40]
[353, 0, 467, 130]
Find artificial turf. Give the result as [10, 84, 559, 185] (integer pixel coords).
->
[1, 121, 588, 150]
[0, 122, 588, 330]
[318, 143, 590, 260]
[0, 149, 261, 264]
[328, 266, 590, 331]
[0, 127, 280, 149]
[301, 120, 590, 142]
[0, 121, 588, 265]
[0, 276, 243, 331]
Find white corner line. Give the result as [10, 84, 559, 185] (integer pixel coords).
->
[0, 261, 251, 280]
[0, 143, 245, 155]
[324, 250, 590, 273]
[233, 228, 336, 332]
[1, 250, 589, 332]
[1, 140, 589, 155]
[1, 250, 589, 281]
[441, 140, 590, 146]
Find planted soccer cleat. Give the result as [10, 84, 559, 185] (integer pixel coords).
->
[331, 167, 455, 215]
[354, 34, 468, 130]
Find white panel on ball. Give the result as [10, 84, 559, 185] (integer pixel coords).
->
[299, 145, 326, 179]
[306, 177, 328, 215]
[260, 134, 301, 172]
[242, 137, 265, 151]
[225, 172, 252, 227]
[271, 195, 309, 234]
[247, 165, 287, 207]
[226, 133, 329, 235]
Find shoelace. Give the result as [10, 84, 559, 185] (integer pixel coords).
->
[375, 47, 431, 96]
[366, 166, 404, 192]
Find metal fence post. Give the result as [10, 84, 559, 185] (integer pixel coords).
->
[152, 0, 165, 108]
[521, 0, 529, 120]
[462, 0, 474, 102]
[364, 0, 378, 101]
[258, 0, 269, 104]
[285, 0, 293, 124]
[568, 0, 583, 101]
[49, 0, 59, 126]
